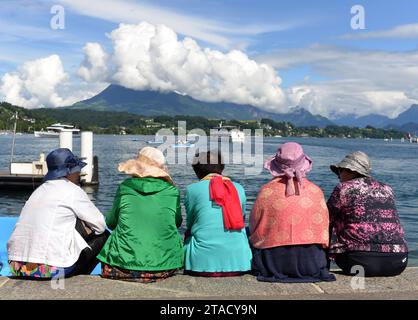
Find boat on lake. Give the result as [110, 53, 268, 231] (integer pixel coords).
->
[1, 114, 98, 190]
[406, 132, 418, 143]
[146, 140, 162, 145]
[34, 123, 80, 138]
[230, 129, 245, 143]
[211, 122, 246, 143]
[171, 139, 195, 148]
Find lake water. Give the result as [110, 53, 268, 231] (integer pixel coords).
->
[0, 134, 417, 266]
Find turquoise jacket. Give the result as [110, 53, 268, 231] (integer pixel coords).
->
[183, 178, 252, 272]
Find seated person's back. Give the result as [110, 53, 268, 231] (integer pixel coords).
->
[183, 150, 252, 276]
[8, 148, 108, 278]
[98, 147, 184, 283]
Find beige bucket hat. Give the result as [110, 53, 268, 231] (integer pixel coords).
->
[118, 147, 173, 184]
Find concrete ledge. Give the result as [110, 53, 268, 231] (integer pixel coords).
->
[1, 268, 417, 300]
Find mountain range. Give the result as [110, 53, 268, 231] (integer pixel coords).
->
[70, 85, 332, 127]
[69, 85, 418, 130]
[334, 105, 418, 131]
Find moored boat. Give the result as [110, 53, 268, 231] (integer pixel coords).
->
[171, 139, 195, 148]
[211, 121, 246, 143]
[34, 123, 80, 138]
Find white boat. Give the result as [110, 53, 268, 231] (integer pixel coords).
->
[146, 133, 164, 145]
[147, 136, 164, 145]
[211, 121, 234, 138]
[187, 133, 201, 141]
[211, 122, 246, 143]
[34, 123, 80, 138]
[171, 139, 195, 148]
[188, 133, 200, 138]
[230, 129, 245, 143]
[147, 140, 163, 145]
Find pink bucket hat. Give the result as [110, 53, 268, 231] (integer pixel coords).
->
[264, 142, 312, 196]
[118, 147, 173, 184]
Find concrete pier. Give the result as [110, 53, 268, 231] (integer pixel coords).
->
[0, 268, 417, 300]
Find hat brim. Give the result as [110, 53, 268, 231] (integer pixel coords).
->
[330, 163, 371, 177]
[264, 155, 312, 177]
[330, 164, 340, 176]
[118, 159, 173, 184]
[43, 162, 87, 182]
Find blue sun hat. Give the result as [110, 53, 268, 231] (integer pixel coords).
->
[44, 148, 87, 182]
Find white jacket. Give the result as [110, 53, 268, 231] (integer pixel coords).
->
[7, 179, 106, 268]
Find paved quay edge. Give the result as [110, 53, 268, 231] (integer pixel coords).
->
[0, 267, 417, 300]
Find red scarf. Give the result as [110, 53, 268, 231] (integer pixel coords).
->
[208, 175, 245, 231]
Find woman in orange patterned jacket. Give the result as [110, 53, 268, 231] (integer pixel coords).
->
[249, 142, 336, 283]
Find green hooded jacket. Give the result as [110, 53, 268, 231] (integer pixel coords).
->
[97, 177, 184, 271]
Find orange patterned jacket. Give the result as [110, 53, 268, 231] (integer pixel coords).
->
[249, 177, 330, 249]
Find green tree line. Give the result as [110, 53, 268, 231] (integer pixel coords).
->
[0, 101, 405, 139]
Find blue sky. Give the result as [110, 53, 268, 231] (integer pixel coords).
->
[1, 0, 418, 118]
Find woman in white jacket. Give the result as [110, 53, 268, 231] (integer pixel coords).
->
[7, 148, 109, 279]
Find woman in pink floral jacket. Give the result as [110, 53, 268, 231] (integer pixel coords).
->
[249, 142, 336, 283]
[328, 151, 408, 277]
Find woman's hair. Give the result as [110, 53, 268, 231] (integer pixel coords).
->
[192, 150, 225, 179]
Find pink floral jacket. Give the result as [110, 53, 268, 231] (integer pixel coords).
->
[327, 177, 408, 256]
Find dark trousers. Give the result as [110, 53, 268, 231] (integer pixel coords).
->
[251, 244, 336, 283]
[65, 219, 110, 277]
[335, 251, 408, 277]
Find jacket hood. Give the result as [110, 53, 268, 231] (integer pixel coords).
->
[121, 177, 175, 195]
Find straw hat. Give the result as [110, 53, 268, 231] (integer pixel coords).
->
[118, 147, 173, 184]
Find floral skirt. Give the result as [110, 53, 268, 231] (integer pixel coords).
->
[9, 261, 61, 279]
[100, 263, 177, 283]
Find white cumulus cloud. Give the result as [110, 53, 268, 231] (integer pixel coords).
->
[1, 22, 288, 112]
[108, 22, 287, 112]
[78, 42, 109, 82]
[0, 55, 75, 108]
[0, 54, 104, 108]
[259, 45, 418, 118]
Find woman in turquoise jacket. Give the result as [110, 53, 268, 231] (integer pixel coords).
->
[184, 150, 252, 276]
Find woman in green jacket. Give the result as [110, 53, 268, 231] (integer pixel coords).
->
[97, 147, 184, 283]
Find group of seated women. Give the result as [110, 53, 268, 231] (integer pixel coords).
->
[6, 142, 408, 283]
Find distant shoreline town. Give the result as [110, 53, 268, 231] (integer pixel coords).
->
[0, 101, 411, 140]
